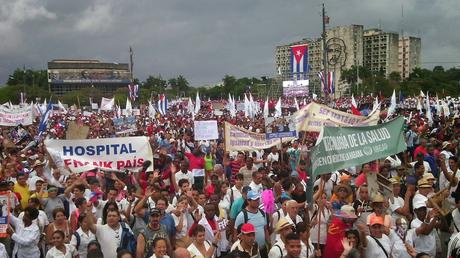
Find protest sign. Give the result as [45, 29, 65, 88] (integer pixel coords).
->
[224, 122, 295, 151]
[265, 116, 297, 140]
[0, 105, 33, 126]
[100, 97, 114, 111]
[310, 117, 406, 176]
[194, 120, 219, 140]
[0, 191, 11, 238]
[113, 116, 137, 135]
[45, 136, 153, 173]
[294, 102, 380, 132]
[9, 125, 30, 144]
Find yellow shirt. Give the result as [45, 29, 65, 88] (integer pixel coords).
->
[14, 183, 30, 209]
[30, 192, 48, 199]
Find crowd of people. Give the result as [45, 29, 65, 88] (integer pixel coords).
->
[1, 94, 460, 258]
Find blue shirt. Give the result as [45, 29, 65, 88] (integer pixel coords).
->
[230, 197, 245, 220]
[424, 155, 439, 177]
[234, 209, 267, 248]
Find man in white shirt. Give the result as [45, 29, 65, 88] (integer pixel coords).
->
[8, 207, 41, 258]
[405, 197, 438, 257]
[267, 146, 279, 165]
[174, 159, 194, 187]
[284, 200, 303, 231]
[365, 216, 392, 257]
[268, 217, 293, 258]
[248, 171, 263, 195]
[410, 152, 431, 175]
[440, 141, 454, 166]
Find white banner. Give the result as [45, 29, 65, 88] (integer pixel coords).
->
[45, 136, 153, 173]
[100, 97, 114, 111]
[194, 120, 219, 140]
[0, 105, 33, 126]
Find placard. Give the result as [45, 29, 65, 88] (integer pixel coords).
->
[194, 120, 219, 140]
[265, 116, 297, 140]
[0, 105, 33, 126]
[0, 191, 11, 238]
[45, 136, 154, 173]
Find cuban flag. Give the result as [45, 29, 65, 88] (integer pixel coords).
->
[318, 71, 335, 94]
[290, 44, 309, 80]
[128, 83, 139, 101]
[38, 100, 52, 136]
[157, 94, 168, 116]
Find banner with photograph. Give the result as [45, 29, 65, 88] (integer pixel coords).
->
[294, 102, 380, 132]
[45, 136, 153, 173]
[265, 116, 297, 140]
[310, 117, 406, 176]
[224, 122, 295, 151]
[283, 80, 309, 97]
[194, 120, 219, 140]
[0, 191, 11, 238]
[0, 105, 33, 126]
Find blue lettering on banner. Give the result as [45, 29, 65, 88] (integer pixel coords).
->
[62, 143, 137, 156]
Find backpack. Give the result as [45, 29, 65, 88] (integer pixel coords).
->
[272, 243, 283, 257]
[73, 232, 81, 250]
[242, 208, 269, 226]
[118, 222, 137, 253]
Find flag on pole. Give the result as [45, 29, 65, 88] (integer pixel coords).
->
[420, 90, 426, 98]
[125, 97, 132, 116]
[20, 92, 26, 105]
[317, 71, 334, 94]
[274, 98, 282, 118]
[386, 90, 396, 120]
[290, 44, 309, 80]
[351, 94, 361, 115]
[148, 101, 156, 118]
[294, 97, 300, 111]
[100, 97, 115, 111]
[128, 84, 139, 101]
[58, 100, 67, 114]
[328, 71, 335, 94]
[38, 100, 52, 136]
[158, 94, 168, 116]
[188, 97, 195, 115]
[194, 92, 201, 114]
[435, 94, 442, 116]
[426, 93, 432, 125]
[244, 94, 249, 117]
[263, 98, 269, 118]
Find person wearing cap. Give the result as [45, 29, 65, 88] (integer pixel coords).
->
[364, 215, 392, 257]
[135, 206, 170, 258]
[366, 193, 392, 235]
[388, 177, 410, 225]
[268, 217, 294, 258]
[405, 197, 440, 257]
[230, 223, 260, 258]
[323, 205, 357, 258]
[440, 141, 454, 167]
[234, 190, 269, 257]
[330, 183, 352, 211]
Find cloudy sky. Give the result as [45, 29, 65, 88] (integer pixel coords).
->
[1, 0, 459, 86]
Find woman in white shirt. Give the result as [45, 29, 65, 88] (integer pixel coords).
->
[70, 213, 96, 258]
[172, 196, 191, 248]
[46, 230, 78, 258]
[187, 224, 220, 258]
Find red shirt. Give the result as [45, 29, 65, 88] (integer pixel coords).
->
[184, 152, 205, 170]
[413, 145, 427, 160]
[324, 217, 352, 258]
[230, 160, 245, 185]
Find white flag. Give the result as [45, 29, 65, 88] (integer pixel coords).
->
[188, 97, 195, 115]
[312, 93, 318, 100]
[194, 92, 201, 114]
[244, 94, 250, 117]
[100, 97, 115, 111]
[294, 97, 300, 111]
[148, 101, 156, 118]
[435, 95, 442, 116]
[441, 100, 450, 117]
[426, 93, 432, 125]
[386, 90, 396, 120]
[58, 100, 67, 114]
[420, 90, 426, 98]
[125, 97, 132, 116]
[263, 98, 269, 118]
[274, 98, 282, 118]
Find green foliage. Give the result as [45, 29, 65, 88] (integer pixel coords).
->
[0, 84, 50, 104]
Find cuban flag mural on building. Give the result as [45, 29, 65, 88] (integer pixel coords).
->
[290, 44, 309, 80]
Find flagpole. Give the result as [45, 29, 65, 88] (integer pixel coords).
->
[322, 3, 329, 99]
[77, 95, 81, 110]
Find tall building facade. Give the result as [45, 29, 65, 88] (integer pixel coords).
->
[47, 59, 131, 96]
[399, 36, 421, 79]
[363, 29, 399, 77]
[275, 25, 364, 97]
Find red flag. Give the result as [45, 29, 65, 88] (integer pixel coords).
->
[351, 95, 361, 115]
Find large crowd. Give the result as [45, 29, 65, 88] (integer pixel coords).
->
[1, 94, 460, 258]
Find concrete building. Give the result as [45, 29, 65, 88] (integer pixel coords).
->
[47, 59, 131, 96]
[363, 29, 399, 77]
[399, 36, 421, 79]
[275, 25, 364, 97]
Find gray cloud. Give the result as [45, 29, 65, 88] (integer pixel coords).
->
[0, 0, 459, 87]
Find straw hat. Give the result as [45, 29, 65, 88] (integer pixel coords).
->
[333, 183, 352, 196]
[275, 217, 292, 233]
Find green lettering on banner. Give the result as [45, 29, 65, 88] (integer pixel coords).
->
[311, 117, 407, 177]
